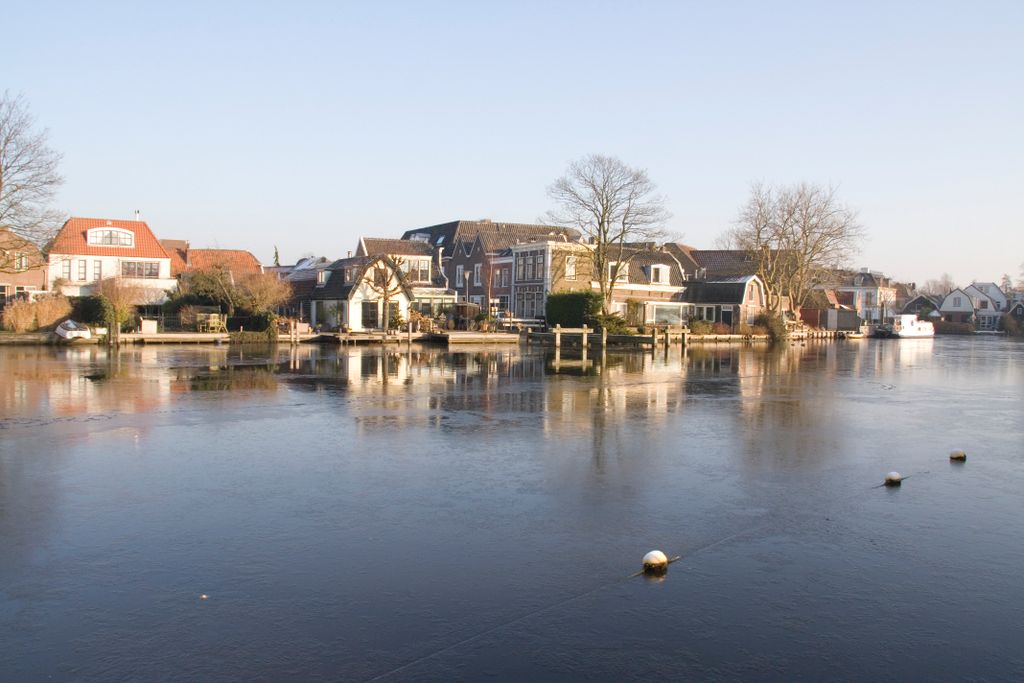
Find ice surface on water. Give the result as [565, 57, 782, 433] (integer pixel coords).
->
[1, 338, 1023, 680]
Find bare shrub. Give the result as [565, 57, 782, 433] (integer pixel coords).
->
[33, 294, 71, 329]
[1, 299, 35, 331]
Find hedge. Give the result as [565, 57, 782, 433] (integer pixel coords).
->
[545, 291, 603, 327]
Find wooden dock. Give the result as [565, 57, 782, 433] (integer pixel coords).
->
[422, 331, 521, 345]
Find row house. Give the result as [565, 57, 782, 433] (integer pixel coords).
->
[0, 227, 48, 304]
[507, 240, 699, 325]
[46, 217, 177, 308]
[831, 269, 900, 323]
[401, 219, 579, 313]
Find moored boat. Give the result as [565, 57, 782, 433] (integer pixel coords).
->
[54, 319, 93, 343]
[872, 314, 934, 338]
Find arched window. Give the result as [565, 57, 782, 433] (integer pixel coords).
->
[87, 228, 134, 247]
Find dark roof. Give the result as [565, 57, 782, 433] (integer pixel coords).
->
[681, 277, 752, 304]
[309, 256, 413, 301]
[662, 243, 702, 274]
[360, 238, 433, 257]
[401, 220, 579, 250]
[688, 250, 758, 277]
[623, 250, 687, 286]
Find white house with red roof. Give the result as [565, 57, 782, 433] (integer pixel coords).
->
[47, 217, 177, 302]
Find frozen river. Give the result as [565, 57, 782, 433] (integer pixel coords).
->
[1, 338, 1022, 680]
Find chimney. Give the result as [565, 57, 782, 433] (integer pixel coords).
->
[134, 209, 141, 221]
[347, 250, 352, 258]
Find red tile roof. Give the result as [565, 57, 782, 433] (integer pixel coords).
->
[159, 239, 190, 276]
[49, 217, 171, 259]
[186, 249, 263, 275]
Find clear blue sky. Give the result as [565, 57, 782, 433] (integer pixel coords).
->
[8, 1, 1023, 286]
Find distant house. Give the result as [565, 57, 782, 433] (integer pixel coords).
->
[832, 269, 899, 324]
[938, 288, 977, 324]
[355, 237, 455, 316]
[307, 256, 412, 331]
[0, 227, 48, 304]
[963, 282, 1007, 331]
[681, 275, 768, 327]
[800, 288, 860, 330]
[271, 256, 333, 321]
[47, 217, 176, 305]
[1006, 301, 1024, 324]
[901, 294, 943, 318]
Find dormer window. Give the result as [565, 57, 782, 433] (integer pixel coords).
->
[650, 264, 669, 284]
[88, 228, 134, 247]
[317, 270, 330, 286]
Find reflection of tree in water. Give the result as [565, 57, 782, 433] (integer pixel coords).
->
[186, 364, 279, 392]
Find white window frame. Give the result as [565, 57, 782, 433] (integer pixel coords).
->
[455, 264, 464, 284]
[609, 262, 628, 283]
[87, 228, 134, 247]
[473, 263, 482, 286]
[565, 255, 577, 281]
[650, 264, 668, 284]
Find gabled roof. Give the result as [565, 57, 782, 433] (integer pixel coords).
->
[309, 255, 413, 301]
[49, 217, 170, 259]
[401, 219, 579, 250]
[186, 249, 263, 275]
[359, 238, 433, 257]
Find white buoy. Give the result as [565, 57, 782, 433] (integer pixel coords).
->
[884, 471, 903, 486]
[949, 450, 967, 461]
[199, 594, 209, 600]
[642, 550, 669, 574]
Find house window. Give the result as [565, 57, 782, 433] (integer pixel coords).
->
[980, 300, 988, 309]
[516, 257, 525, 281]
[317, 270, 330, 286]
[77, 260, 87, 281]
[87, 228, 134, 247]
[525, 258, 534, 281]
[650, 264, 668, 284]
[455, 264, 464, 284]
[121, 261, 160, 278]
[502, 268, 509, 287]
[565, 255, 577, 281]
[493, 270, 501, 288]
[953, 296, 961, 307]
[535, 253, 545, 278]
[61, 259, 71, 280]
[14, 253, 28, 271]
[93, 260, 102, 281]
[473, 263, 481, 286]
[609, 262, 628, 283]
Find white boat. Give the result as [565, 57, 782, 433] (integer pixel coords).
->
[872, 314, 934, 338]
[54, 319, 93, 343]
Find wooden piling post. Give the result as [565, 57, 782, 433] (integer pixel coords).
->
[554, 323, 561, 349]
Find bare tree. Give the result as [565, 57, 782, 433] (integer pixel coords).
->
[546, 155, 669, 314]
[1000, 273, 1013, 294]
[95, 277, 144, 345]
[363, 257, 406, 332]
[724, 182, 863, 318]
[0, 93, 64, 271]
[920, 273, 957, 297]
